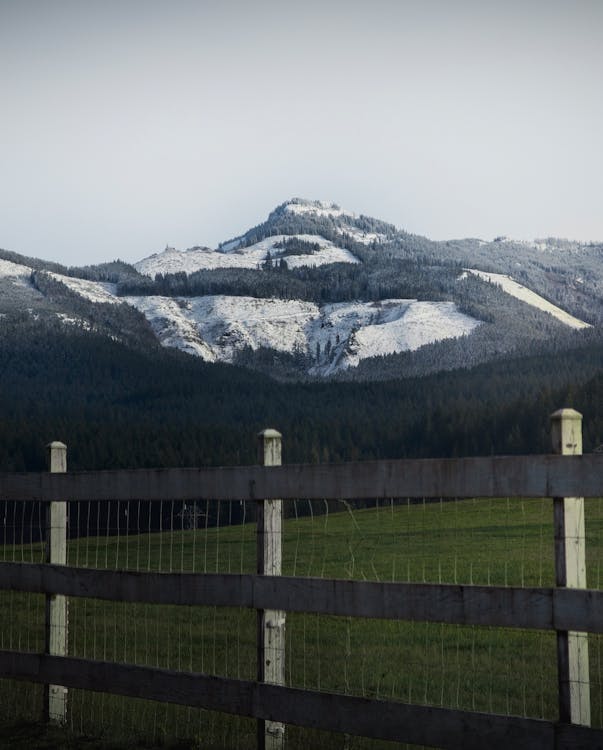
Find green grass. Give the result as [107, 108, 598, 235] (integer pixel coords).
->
[1, 496, 602, 748]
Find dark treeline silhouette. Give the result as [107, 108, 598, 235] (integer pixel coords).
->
[2, 318, 603, 475]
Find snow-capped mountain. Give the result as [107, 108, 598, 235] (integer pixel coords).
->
[1, 197, 600, 381]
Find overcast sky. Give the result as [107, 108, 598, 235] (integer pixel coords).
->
[1, 0, 602, 266]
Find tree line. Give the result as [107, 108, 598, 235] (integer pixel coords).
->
[2, 318, 603, 474]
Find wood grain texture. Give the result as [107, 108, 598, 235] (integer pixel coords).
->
[257, 428, 286, 750]
[2, 563, 603, 633]
[44, 441, 68, 725]
[1, 651, 601, 750]
[2, 454, 603, 502]
[552, 409, 591, 727]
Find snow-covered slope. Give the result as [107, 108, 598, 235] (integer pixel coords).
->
[124, 295, 314, 363]
[48, 273, 120, 305]
[0, 257, 121, 307]
[0, 259, 122, 331]
[335, 227, 387, 245]
[0, 258, 32, 284]
[123, 296, 216, 359]
[135, 234, 359, 277]
[260, 236, 359, 269]
[343, 301, 481, 370]
[135, 246, 216, 277]
[124, 294, 481, 374]
[284, 199, 354, 220]
[465, 270, 590, 330]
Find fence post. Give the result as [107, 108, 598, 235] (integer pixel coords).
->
[44, 441, 68, 724]
[551, 409, 590, 726]
[257, 429, 285, 750]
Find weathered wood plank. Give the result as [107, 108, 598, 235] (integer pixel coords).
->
[2, 563, 603, 633]
[257, 429, 286, 750]
[551, 409, 591, 726]
[2, 650, 601, 750]
[555, 722, 603, 749]
[44, 440, 68, 725]
[2, 454, 603, 502]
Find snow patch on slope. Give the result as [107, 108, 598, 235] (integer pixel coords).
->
[335, 227, 387, 245]
[126, 295, 317, 363]
[134, 235, 359, 277]
[55, 313, 91, 330]
[0, 259, 33, 288]
[48, 273, 121, 305]
[284, 199, 354, 219]
[190, 296, 315, 360]
[345, 301, 480, 369]
[283, 200, 388, 244]
[135, 246, 216, 276]
[267, 235, 359, 268]
[306, 300, 480, 374]
[124, 294, 481, 374]
[0, 261, 121, 305]
[465, 270, 590, 330]
[124, 296, 216, 359]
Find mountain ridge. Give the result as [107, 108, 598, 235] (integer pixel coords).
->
[1, 197, 602, 382]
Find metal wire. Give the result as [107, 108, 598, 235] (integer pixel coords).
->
[0, 488, 600, 747]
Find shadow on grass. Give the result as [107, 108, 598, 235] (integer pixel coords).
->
[0, 721, 206, 750]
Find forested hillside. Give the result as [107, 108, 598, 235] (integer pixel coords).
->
[2, 318, 603, 473]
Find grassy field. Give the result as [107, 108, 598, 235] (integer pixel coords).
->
[0, 495, 602, 748]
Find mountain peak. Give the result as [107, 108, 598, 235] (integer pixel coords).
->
[282, 198, 354, 220]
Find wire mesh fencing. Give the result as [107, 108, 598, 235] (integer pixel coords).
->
[0, 491, 600, 749]
[0, 500, 46, 727]
[67, 499, 257, 747]
[282, 496, 560, 722]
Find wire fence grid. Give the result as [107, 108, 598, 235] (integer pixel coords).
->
[0, 494, 601, 749]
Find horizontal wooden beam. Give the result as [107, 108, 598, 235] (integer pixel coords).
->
[2, 454, 603, 503]
[0, 650, 599, 750]
[2, 563, 602, 634]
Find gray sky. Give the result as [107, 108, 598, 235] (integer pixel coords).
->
[1, 0, 602, 266]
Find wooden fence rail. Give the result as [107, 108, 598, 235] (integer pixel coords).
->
[0, 651, 601, 750]
[1, 563, 603, 634]
[0, 408, 601, 749]
[2, 452, 603, 503]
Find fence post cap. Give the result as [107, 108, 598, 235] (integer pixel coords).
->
[46, 441, 67, 450]
[550, 408, 583, 456]
[257, 428, 282, 439]
[550, 408, 583, 422]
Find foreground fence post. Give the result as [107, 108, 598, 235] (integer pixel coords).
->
[551, 409, 590, 725]
[44, 441, 68, 724]
[257, 429, 285, 750]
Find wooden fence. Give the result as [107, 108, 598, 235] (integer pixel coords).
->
[0, 408, 603, 749]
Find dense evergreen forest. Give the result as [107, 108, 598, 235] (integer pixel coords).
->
[2, 317, 603, 474]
